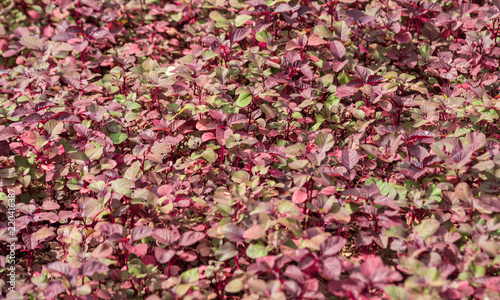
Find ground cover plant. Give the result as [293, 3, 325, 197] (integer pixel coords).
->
[0, 0, 500, 299]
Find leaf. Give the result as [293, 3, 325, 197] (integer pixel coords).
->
[408, 130, 435, 142]
[242, 225, 266, 240]
[131, 226, 153, 241]
[179, 231, 205, 247]
[155, 247, 176, 264]
[109, 132, 127, 144]
[274, 3, 292, 13]
[278, 200, 301, 217]
[394, 31, 412, 44]
[246, 243, 268, 259]
[367, 75, 385, 85]
[64, 76, 81, 90]
[288, 159, 309, 170]
[354, 65, 371, 82]
[292, 189, 308, 204]
[230, 27, 252, 45]
[333, 21, 351, 41]
[385, 286, 409, 300]
[285, 143, 306, 157]
[202, 148, 217, 163]
[47, 262, 74, 278]
[346, 78, 365, 87]
[20, 36, 43, 49]
[110, 178, 134, 196]
[342, 187, 371, 199]
[330, 41, 346, 59]
[91, 243, 113, 259]
[222, 224, 245, 242]
[235, 15, 253, 27]
[215, 242, 238, 261]
[225, 278, 244, 293]
[313, 25, 333, 39]
[81, 261, 108, 277]
[413, 219, 440, 239]
[315, 133, 335, 152]
[209, 11, 231, 27]
[321, 257, 342, 279]
[152, 228, 180, 245]
[201, 50, 218, 60]
[34, 227, 56, 241]
[180, 268, 199, 283]
[227, 113, 248, 125]
[321, 236, 347, 256]
[308, 35, 329, 46]
[235, 92, 252, 108]
[341, 149, 359, 170]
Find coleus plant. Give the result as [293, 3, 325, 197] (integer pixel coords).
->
[0, 0, 500, 299]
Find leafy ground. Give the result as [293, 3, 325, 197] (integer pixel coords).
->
[1, 0, 500, 299]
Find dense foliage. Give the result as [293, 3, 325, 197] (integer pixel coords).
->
[1, 0, 500, 299]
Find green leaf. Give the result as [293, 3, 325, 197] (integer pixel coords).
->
[288, 159, 309, 170]
[278, 200, 301, 216]
[85, 147, 103, 161]
[202, 148, 217, 163]
[313, 25, 333, 39]
[225, 278, 244, 293]
[180, 268, 199, 283]
[235, 15, 252, 27]
[175, 284, 190, 297]
[246, 243, 268, 259]
[315, 133, 335, 152]
[215, 242, 238, 261]
[235, 92, 252, 108]
[209, 11, 231, 27]
[109, 132, 127, 144]
[110, 178, 134, 196]
[420, 44, 430, 58]
[338, 71, 350, 85]
[333, 21, 351, 41]
[44, 120, 64, 140]
[232, 170, 250, 183]
[202, 50, 219, 60]
[20, 36, 43, 49]
[413, 219, 440, 239]
[385, 285, 409, 300]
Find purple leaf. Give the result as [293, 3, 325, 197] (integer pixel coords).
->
[330, 40, 346, 59]
[357, 15, 375, 25]
[23, 113, 43, 125]
[274, 3, 293, 14]
[354, 65, 371, 82]
[80, 261, 109, 277]
[341, 149, 360, 170]
[152, 228, 180, 246]
[346, 78, 365, 87]
[44, 280, 65, 298]
[227, 113, 248, 125]
[209, 109, 227, 122]
[230, 27, 252, 45]
[155, 247, 176, 264]
[321, 236, 347, 256]
[47, 262, 76, 278]
[394, 31, 412, 44]
[178, 231, 205, 247]
[320, 257, 342, 279]
[366, 75, 385, 85]
[131, 226, 153, 241]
